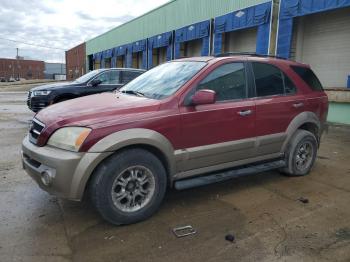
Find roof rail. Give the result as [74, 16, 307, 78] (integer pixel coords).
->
[214, 52, 288, 60]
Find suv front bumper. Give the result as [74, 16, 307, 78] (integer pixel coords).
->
[21, 135, 111, 200]
[27, 95, 51, 112]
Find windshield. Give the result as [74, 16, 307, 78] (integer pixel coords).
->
[119, 61, 206, 99]
[73, 70, 103, 83]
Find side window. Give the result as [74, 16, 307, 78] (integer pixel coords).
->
[283, 73, 297, 94]
[252, 63, 284, 97]
[122, 71, 142, 84]
[108, 71, 120, 84]
[197, 63, 247, 101]
[94, 71, 110, 84]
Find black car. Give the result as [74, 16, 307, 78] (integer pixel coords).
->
[27, 68, 145, 112]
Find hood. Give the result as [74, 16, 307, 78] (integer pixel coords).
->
[35, 92, 161, 129]
[30, 81, 75, 91]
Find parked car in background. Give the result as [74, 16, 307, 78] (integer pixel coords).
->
[27, 68, 145, 112]
[22, 54, 328, 225]
[0, 77, 6, 82]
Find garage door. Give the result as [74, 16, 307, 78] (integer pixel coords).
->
[291, 7, 350, 88]
[223, 27, 257, 53]
[180, 39, 202, 58]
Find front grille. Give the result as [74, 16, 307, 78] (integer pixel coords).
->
[27, 92, 48, 112]
[29, 118, 45, 144]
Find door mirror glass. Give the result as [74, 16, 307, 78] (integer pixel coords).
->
[192, 89, 216, 105]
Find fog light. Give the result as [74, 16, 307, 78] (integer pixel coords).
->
[41, 170, 53, 186]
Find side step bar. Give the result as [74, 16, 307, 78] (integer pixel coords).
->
[174, 160, 286, 190]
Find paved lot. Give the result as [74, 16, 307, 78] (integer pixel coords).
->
[0, 91, 350, 262]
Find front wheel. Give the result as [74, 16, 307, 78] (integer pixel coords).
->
[280, 130, 318, 176]
[90, 148, 167, 225]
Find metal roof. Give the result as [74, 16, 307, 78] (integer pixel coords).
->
[86, 0, 270, 55]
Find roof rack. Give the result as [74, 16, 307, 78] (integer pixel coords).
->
[214, 52, 287, 60]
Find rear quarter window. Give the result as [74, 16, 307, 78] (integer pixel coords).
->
[291, 66, 323, 91]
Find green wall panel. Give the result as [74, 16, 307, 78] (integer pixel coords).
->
[328, 102, 350, 125]
[86, 0, 269, 55]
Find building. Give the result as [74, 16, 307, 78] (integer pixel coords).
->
[44, 62, 66, 80]
[0, 58, 45, 80]
[85, 0, 274, 71]
[65, 0, 350, 124]
[65, 43, 86, 81]
[276, 0, 350, 89]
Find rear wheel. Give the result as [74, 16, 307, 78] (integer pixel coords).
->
[90, 148, 167, 225]
[280, 130, 318, 176]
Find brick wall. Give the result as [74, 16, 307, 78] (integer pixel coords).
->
[0, 58, 45, 80]
[66, 43, 86, 81]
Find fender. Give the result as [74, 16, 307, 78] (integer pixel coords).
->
[281, 111, 321, 152]
[70, 128, 176, 200]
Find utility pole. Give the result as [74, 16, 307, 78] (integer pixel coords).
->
[269, 0, 280, 55]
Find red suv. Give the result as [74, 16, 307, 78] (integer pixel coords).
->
[22, 54, 328, 225]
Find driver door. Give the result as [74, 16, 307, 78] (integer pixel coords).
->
[86, 70, 122, 95]
[178, 62, 256, 173]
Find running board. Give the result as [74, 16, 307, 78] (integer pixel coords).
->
[174, 160, 286, 190]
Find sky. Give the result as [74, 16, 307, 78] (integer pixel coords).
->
[0, 0, 169, 63]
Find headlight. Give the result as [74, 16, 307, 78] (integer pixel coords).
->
[33, 90, 51, 96]
[47, 127, 91, 152]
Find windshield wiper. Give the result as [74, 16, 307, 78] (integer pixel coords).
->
[121, 90, 145, 97]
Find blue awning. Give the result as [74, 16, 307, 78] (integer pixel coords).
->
[214, 1, 271, 34]
[213, 2, 272, 55]
[148, 31, 172, 49]
[93, 52, 103, 61]
[175, 20, 210, 43]
[148, 31, 173, 68]
[102, 48, 114, 59]
[280, 0, 350, 19]
[114, 44, 131, 57]
[132, 39, 147, 53]
[277, 0, 350, 58]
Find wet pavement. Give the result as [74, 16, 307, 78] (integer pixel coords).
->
[0, 91, 350, 262]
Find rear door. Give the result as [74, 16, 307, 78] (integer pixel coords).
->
[179, 62, 256, 173]
[121, 71, 143, 86]
[251, 62, 304, 156]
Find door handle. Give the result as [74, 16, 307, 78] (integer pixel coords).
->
[293, 102, 304, 108]
[238, 110, 253, 116]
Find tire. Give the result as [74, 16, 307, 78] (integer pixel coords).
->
[280, 130, 318, 176]
[90, 148, 167, 225]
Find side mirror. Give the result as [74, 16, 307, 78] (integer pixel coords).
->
[191, 89, 216, 105]
[90, 79, 102, 87]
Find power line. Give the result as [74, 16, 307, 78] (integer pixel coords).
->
[0, 36, 65, 51]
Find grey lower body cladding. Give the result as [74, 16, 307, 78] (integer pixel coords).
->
[174, 159, 285, 190]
